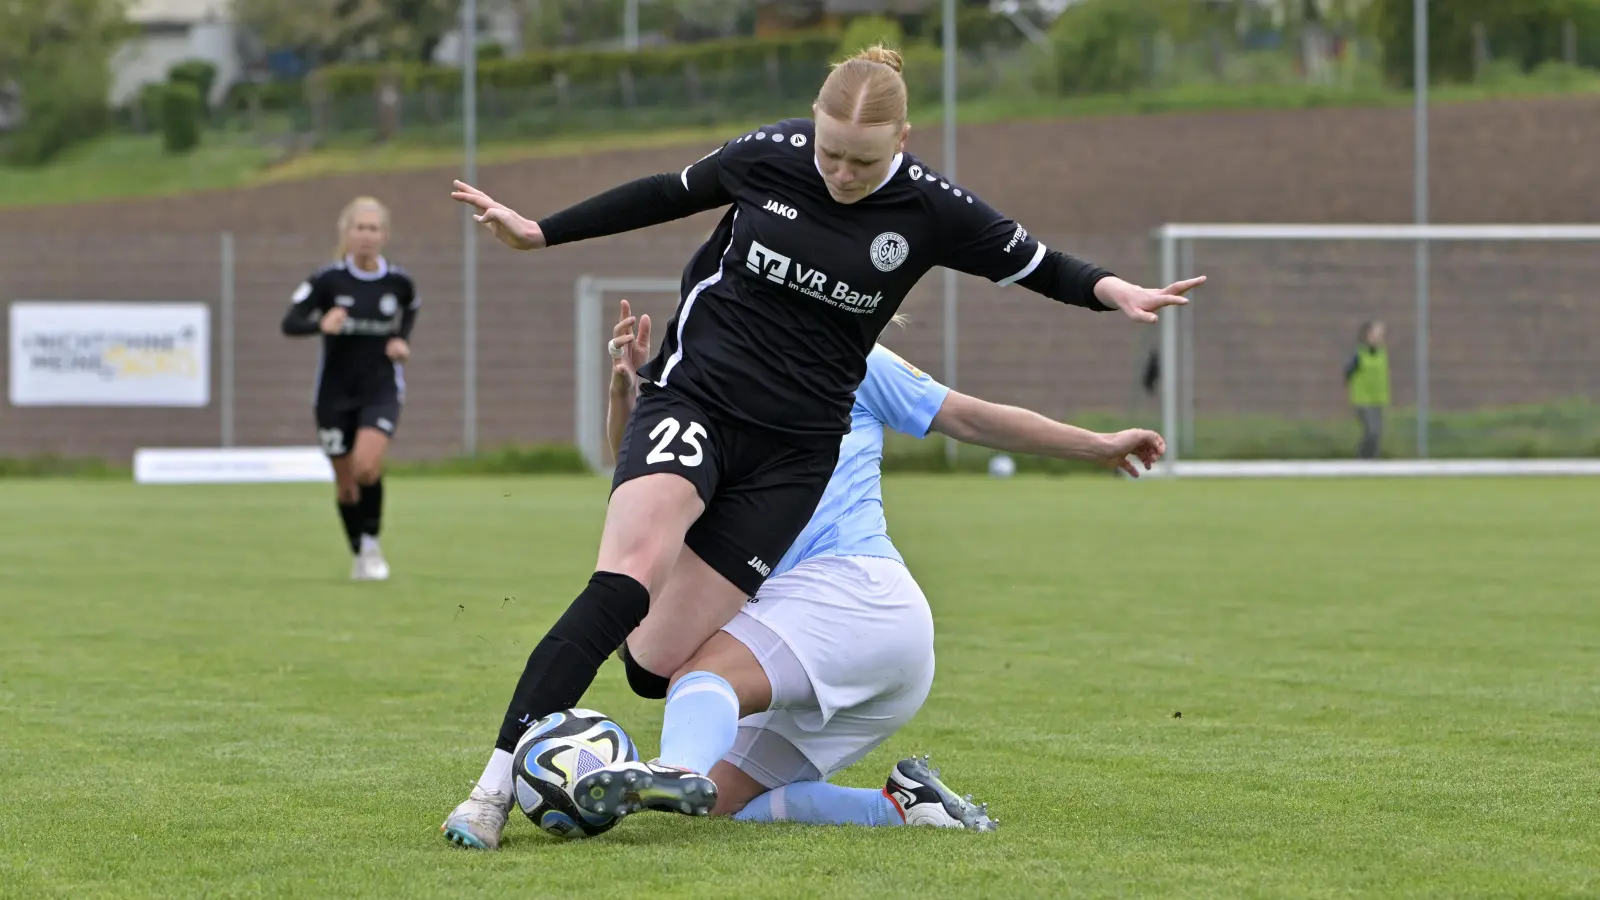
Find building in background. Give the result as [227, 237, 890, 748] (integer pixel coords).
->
[110, 0, 242, 108]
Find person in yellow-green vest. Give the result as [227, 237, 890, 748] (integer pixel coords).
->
[1343, 320, 1390, 459]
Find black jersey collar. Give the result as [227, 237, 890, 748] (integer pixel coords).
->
[813, 152, 905, 201]
[344, 255, 390, 281]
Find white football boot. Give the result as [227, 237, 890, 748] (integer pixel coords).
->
[573, 759, 718, 819]
[352, 539, 390, 581]
[883, 755, 997, 832]
[440, 785, 513, 850]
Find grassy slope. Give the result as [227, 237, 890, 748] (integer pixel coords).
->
[2, 76, 1597, 211]
[1, 475, 1596, 898]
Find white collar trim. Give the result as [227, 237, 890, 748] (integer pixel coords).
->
[813, 152, 906, 200]
[345, 255, 389, 281]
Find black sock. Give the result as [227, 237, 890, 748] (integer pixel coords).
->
[359, 478, 384, 540]
[337, 501, 362, 554]
[495, 571, 651, 752]
[621, 641, 670, 700]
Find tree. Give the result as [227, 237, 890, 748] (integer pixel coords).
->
[0, 0, 130, 164]
[233, 0, 459, 64]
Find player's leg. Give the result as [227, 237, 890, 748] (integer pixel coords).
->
[618, 433, 843, 689]
[315, 408, 364, 573]
[717, 560, 993, 831]
[443, 391, 725, 850]
[575, 630, 772, 817]
[350, 405, 399, 580]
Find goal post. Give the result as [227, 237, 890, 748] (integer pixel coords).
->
[573, 276, 681, 473]
[1153, 223, 1600, 478]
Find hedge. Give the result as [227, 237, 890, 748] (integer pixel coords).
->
[1372, 0, 1600, 85]
[311, 32, 841, 100]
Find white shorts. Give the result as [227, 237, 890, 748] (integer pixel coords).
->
[720, 555, 935, 785]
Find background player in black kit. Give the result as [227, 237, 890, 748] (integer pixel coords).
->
[280, 196, 418, 582]
[442, 46, 1203, 849]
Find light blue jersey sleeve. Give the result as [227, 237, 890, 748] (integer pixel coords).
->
[857, 345, 950, 438]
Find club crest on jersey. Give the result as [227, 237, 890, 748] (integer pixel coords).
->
[379, 294, 399, 316]
[870, 232, 909, 273]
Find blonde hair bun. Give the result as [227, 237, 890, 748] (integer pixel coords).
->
[853, 45, 904, 73]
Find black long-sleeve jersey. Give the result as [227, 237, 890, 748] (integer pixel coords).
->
[281, 257, 418, 405]
[538, 118, 1115, 447]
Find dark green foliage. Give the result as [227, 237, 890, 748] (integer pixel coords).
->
[1046, 0, 1167, 94]
[1372, 0, 1600, 85]
[159, 82, 203, 154]
[168, 59, 219, 109]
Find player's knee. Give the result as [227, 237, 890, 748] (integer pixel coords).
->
[335, 481, 360, 505]
[619, 641, 670, 700]
[352, 457, 382, 486]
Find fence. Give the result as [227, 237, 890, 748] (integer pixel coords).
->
[4, 221, 1597, 466]
[1155, 224, 1600, 465]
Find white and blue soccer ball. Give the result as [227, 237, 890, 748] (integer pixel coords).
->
[512, 708, 638, 839]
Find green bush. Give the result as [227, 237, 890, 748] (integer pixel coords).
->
[1046, 0, 1164, 94]
[221, 79, 303, 114]
[159, 82, 203, 154]
[1372, 0, 1600, 86]
[167, 59, 218, 109]
[314, 32, 840, 100]
[836, 15, 905, 61]
[3, 79, 110, 166]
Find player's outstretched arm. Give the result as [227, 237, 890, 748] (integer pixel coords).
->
[935, 187, 1203, 323]
[450, 143, 735, 252]
[604, 300, 652, 461]
[929, 391, 1165, 477]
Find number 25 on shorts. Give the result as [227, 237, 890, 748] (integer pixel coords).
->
[646, 417, 707, 468]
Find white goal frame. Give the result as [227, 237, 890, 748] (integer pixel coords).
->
[574, 276, 681, 473]
[1153, 223, 1600, 479]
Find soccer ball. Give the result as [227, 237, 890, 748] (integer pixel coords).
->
[512, 708, 639, 839]
[987, 453, 1017, 479]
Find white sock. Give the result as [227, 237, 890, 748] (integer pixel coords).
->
[360, 534, 380, 553]
[479, 748, 515, 796]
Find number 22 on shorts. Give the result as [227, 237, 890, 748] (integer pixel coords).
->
[646, 417, 707, 467]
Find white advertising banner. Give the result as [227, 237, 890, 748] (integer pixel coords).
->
[9, 301, 210, 407]
[133, 447, 335, 485]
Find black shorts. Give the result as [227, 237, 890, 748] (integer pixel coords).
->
[612, 386, 839, 596]
[315, 399, 401, 458]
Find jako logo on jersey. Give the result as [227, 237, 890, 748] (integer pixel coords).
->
[762, 199, 798, 220]
[1004, 225, 1028, 254]
[870, 232, 910, 273]
[747, 556, 772, 578]
[335, 295, 356, 307]
[748, 240, 884, 313]
[746, 241, 792, 284]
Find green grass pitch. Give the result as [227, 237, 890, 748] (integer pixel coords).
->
[1, 475, 1596, 899]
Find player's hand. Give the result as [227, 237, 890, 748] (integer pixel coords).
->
[450, 180, 545, 251]
[609, 299, 652, 396]
[386, 338, 410, 362]
[1095, 275, 1205, 324]
[1096, 428, 1166, 478]
[319, 307, 348, 334]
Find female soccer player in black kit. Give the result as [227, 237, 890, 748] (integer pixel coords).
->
[281, 196, 419, 581]
[442, 47, 1203, 848]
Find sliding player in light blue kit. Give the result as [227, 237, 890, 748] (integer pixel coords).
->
[563, 300, 1166, 834]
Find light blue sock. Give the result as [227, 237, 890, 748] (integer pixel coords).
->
[656, 671, 741, 776]
[733, 782, 904, 827]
